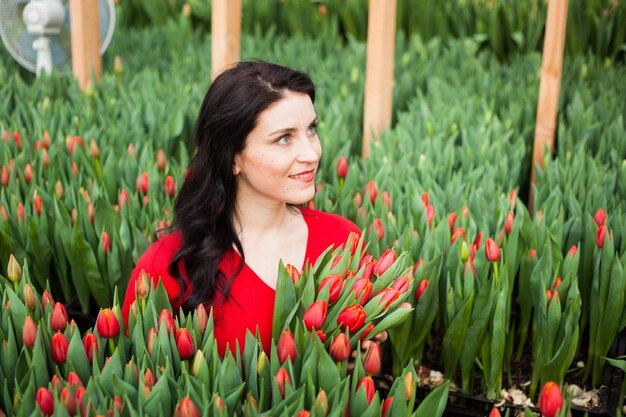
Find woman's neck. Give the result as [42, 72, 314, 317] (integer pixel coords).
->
[233, 196, 296, 241]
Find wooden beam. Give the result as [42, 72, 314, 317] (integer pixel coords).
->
[211, 0, 242, 81]
[362, 0, 397, 158]
[69, 0, 102, 91]
[530, 0, 569, 211]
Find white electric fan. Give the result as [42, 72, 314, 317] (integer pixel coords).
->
[0, 0, 116, 76]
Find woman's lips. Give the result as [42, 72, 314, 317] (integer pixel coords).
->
[289, 169, 316, 182]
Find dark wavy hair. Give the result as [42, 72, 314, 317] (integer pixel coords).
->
[169, 60, 316, 312]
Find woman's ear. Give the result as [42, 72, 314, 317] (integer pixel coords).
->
[233, 155, 241, 175]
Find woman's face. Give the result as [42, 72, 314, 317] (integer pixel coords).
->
[233, 91, 322, 207]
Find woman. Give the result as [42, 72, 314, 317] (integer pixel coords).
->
[121, 61, 363, 356]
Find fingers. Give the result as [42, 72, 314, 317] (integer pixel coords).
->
[374, 331, 388, 343]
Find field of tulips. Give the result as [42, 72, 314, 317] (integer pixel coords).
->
[1, 5, 626, 417]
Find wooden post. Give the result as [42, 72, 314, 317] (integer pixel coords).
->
[211, 0, 242, 81]
[529, 0, 568, 211]
[70, 0, 102, 91]
[362, 0, 397, 158]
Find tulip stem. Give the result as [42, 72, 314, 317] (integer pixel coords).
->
[109, 338, 116, 355]
[493, 262, 499, 285]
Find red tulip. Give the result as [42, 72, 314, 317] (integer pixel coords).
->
[374, 288, 400, 309]
[359, 255, 377, 281]
[315, 329, 326, 342]
[374, 248, 396, 276]
[485, 238, 501, 263]
[297, 411, 311, 417]
[41, 290, 54, 311]
[337, 304, 366, 332]
[23, 283, 36, 310]
[451, 227, 466, 244]
[51, 332, 69, 364]
[373, 218, 384, 240]
[489, 407, 501, 417]
[67, 371, 83, 387]
[164, 176, 176, 198]
[89, 138, 100, 158]
[596, 225, 607, 248]
[552, 277, 562, 292]
[277, 330, 297, 364]
[96, 308, 120, 339]
[505, 211, 514, 235]
[285, 264, 301, 284]
[351, 278, 373, 305]
[539, 382, 563, 417]
[356, 376, 376, 404]
[275, 368, 291, 398]
[36, 387, 54, 416]
[22, 316, 37, 349]
[381, 191, 392, 210]
[51, 302, 68, 332]
[156, 149, 167, 171]
[448, 212, 457, 231]
[363, 343, 382, 375]
[475, 232, 483, 249]
[303, 300, 328, 330]
[16, 203, 25, 221]
[24, 164, 33, 184]
[329, 333, 350, 362]
[112, 395, 124, 415]
[336, 156, 348, 178]
[415, 279, 428, 301]
[175, 328, 195, 360]
[382, 397, 393, 417]
[60, 387, 76, 415]
[593, 208, 606, 227]
[464, 257, 476, 278]
[364, 181, 378, 203]
[318, 273, 343, 303]
[82, 332, 98, 362]
[359, 323, 375, 341]
[147, 328, 157, 355]
[196, 304, 208, 334]
[118, 189, 129, 207]
[136, 172, 149, 194]
[158, 309, 176, 334]
[421, 192, 429, 206]
[101, 231, 112, 255]
[426, 204, 435, 227]
[144, 368, 157, 389]
[392, 275, 410, 294]
[1, 166, 9, 186]
[33, 195, 42, 216]
[567, 245, 577, 258]
[176, 397, 200, 417]
[529, 249, 537, 260]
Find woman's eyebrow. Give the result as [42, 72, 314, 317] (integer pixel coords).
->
[267, 117, 318, 137]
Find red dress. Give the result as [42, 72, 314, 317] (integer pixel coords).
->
[121, 207, 360, 356]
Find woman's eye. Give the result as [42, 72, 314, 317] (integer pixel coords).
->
[307, 124, 318, 135]
[277, 135, 290, 144]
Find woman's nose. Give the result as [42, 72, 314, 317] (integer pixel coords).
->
[296, 135, 321, 163]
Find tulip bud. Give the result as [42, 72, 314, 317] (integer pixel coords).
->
[364, 181, 378, 203]
[392, 275, 410, 294]
[426, 204, 435, 227]
[448, 212, 457, 231]
[351, 278, 373, 305]
[22, 316, 38, 349]
[451, 227, 466, 244]
[375, 288, 400, 309]
[277, 330, 298, 364]
[552, 277, 562, 292]
[156, 149, 167, 171]
[164, 175, 176, 198]
[382, 397, 393, 417]
[596, 225, 607, 248]
[33, 195, 42, 216]
[337, 304, 366, 332]
[303, 300, 328, 330]
[373, 218, 384, 240]
[421, 192, 429, 206]
[539, 382, 563, 417]
[336, 156, 348, 179]
[41, 290, 53, 311]
[118, 189, 129, 208]
[112, 395, 123, 414]
[1, 166, 9, 187]
[175, 328, 195, 360]
[593, 208, 606, 227]
[67, 371, 83, 388]
[147, 327, 157, 355]
[404, 371, 414, 400]
[329, 333, 350, 362]
[296, 411, 311, 417]
[460, 241, 470, 262]
[54, 181, 64, 199]
[416, 279, 428, 301]
[464, 257, 476, 278]
[529, 249, 537, 260]
[24, 164, 33, 184]
[257, 351, 267, 376]
[356, 376, 376, 405]
[96, 308, 120, 339]
[51, 332, 69, 364]
[158, 309, 176, 335]
[354, 192, 363, 207]
[374, 248, 396, 276]
[314, 390, 328, 416]
[275, 368, 291, 398]
[51, 302, 68, 332]
[485, 238, 501, 263]
[176, 397, 200, 417]
[144, 368, 157, 390]
[363, 343, 382, 375]
[60, 387, 76, 416]
[489, 407, 501, 417]
[82, 332, 98, 362]
[101, 231, 112, 255]
[318, 273, 343, 303]
[196, 304, 208, 334]
[316, 327, 327, 343]
[505, 211, 514, 235]
[7, 254, 21, 283]
[567, 245, 577, 258]
[36, 387, 54, 416]
[474, 232, 483, 249]
[285, 264, 301, 284]
[136, 172, 149, 194]
[127, 143, 137, 157]
[137, 269, 151, 300]
[89, 138, 100, 159]
[359, 323, 375, 341]
[359, 255, 376, 281]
